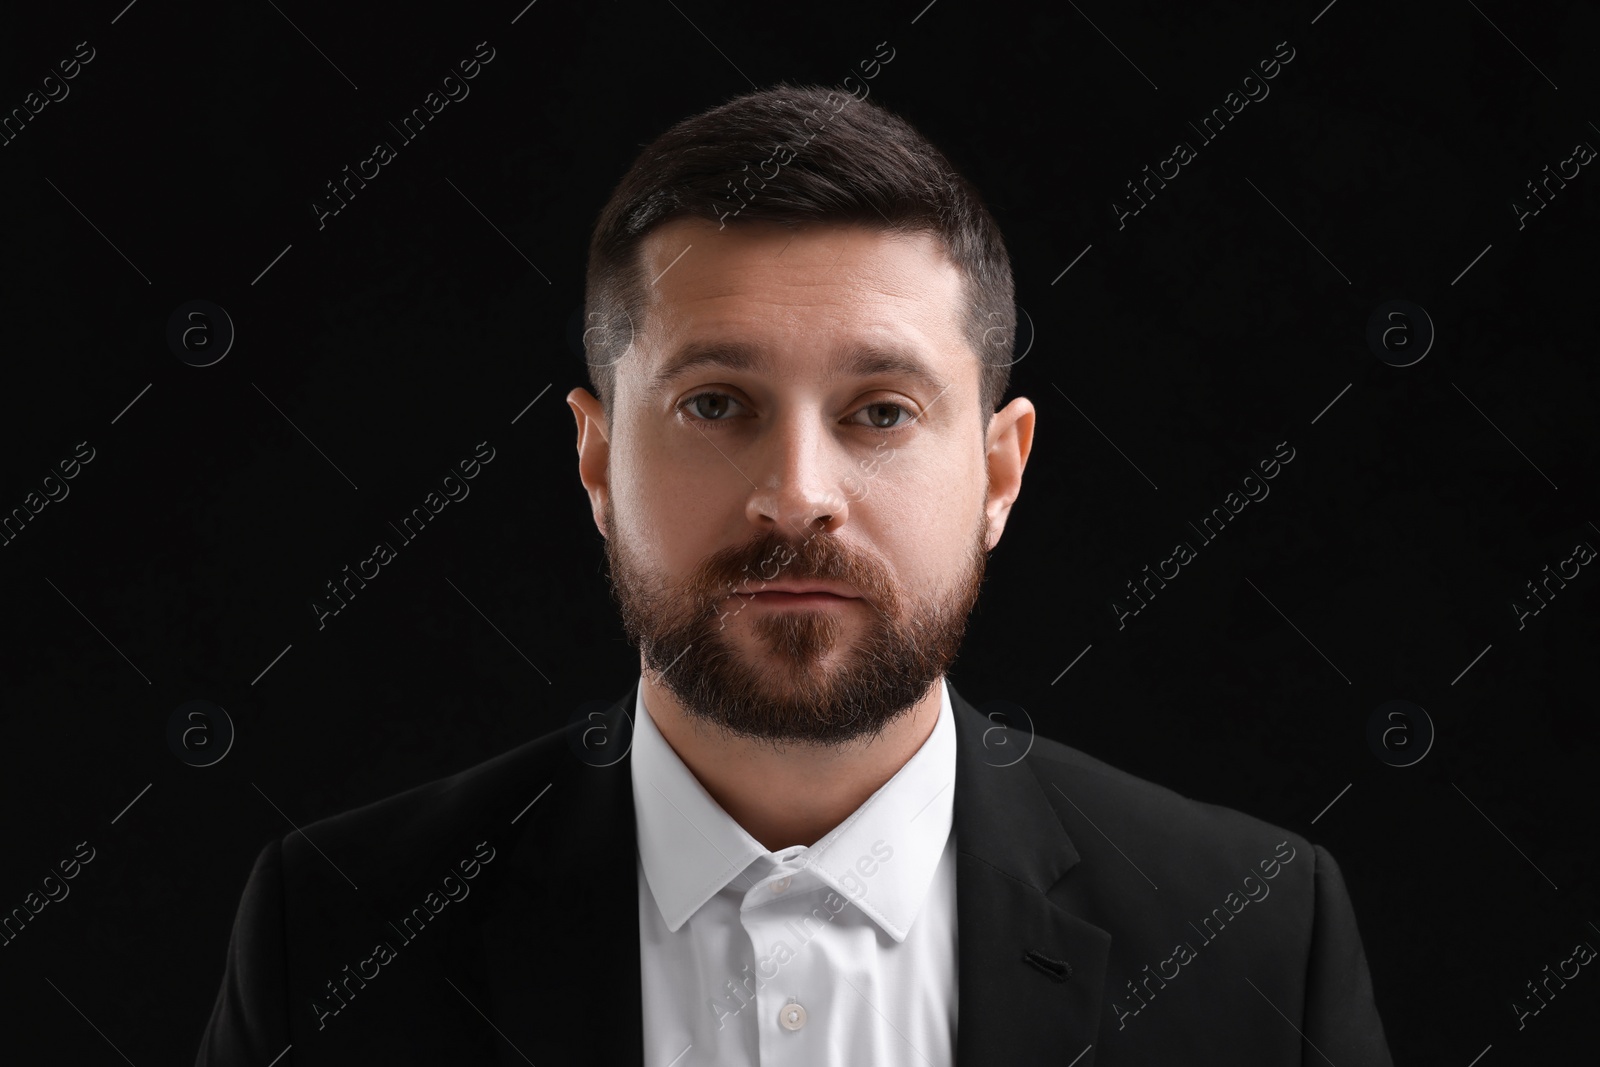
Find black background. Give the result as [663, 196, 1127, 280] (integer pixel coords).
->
[1, 0, 1595, 1062]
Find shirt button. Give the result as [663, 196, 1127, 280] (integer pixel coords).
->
[779, 1002, 808, 1031]
[771, 875, 792, 893]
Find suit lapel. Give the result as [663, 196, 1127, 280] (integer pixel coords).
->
[949, 683, 1111, 1065]
[474, 682, 645, 1066]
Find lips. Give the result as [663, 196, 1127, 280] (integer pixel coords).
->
[749, 583, 859, 598]
[719, 583, 862, 610]
[744, 589, 859, 609]
[752, 591, 848, 599]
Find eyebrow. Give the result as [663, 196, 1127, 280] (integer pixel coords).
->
[649, 339, 951, 398]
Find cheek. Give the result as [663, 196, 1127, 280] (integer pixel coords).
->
[878, 446, 978, 519]
[861, 464, 973, 588]
[616, 440, 740, 569]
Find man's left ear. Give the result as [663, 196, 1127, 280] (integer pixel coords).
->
[982, 397, 1035, 549]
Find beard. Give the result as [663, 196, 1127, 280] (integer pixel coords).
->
[603, 497, 990, 748]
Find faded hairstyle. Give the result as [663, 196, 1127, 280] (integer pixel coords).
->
[581, 82, 1017, 432]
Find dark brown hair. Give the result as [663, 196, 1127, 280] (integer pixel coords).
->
[582, 82, 1016, 431]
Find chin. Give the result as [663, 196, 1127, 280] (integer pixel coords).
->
[742, 647, 837, 679]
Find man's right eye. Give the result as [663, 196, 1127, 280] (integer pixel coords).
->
[680, 392, 744, 422]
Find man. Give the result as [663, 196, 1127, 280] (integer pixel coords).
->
[197, 84, 1393, 1065]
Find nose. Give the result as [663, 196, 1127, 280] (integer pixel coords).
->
[743, 408, 852, 539]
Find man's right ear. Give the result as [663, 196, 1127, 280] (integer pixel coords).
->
[566, 388, 611, 539]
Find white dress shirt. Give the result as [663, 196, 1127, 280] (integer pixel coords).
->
[633, 676, 959, 1066]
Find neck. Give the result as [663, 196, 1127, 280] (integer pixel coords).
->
[639, 670, 944, 852]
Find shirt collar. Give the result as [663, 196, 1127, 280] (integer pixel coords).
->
[631, 677, 956, 943]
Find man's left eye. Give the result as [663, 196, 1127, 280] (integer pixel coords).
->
[855, 402, 911, 429]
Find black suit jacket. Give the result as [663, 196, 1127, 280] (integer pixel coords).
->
[197, 681, 1394, 1065]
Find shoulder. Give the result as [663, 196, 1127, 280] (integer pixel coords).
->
[1021, 728, 1312, 881]
[1016, 727, 1322, 976]
[998, 728, 1388, 1052]
[1004, 724, 1332, 978]
[269, 713, 586, 898]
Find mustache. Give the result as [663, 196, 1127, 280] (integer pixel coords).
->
[688, 529, 892, 609]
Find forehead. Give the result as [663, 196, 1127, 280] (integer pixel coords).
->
[627, 218, 969, 387]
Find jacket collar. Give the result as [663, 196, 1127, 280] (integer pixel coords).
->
[469, 678, 1110, 1066]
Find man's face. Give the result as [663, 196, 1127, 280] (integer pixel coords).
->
[579, 218, 1022, 747]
